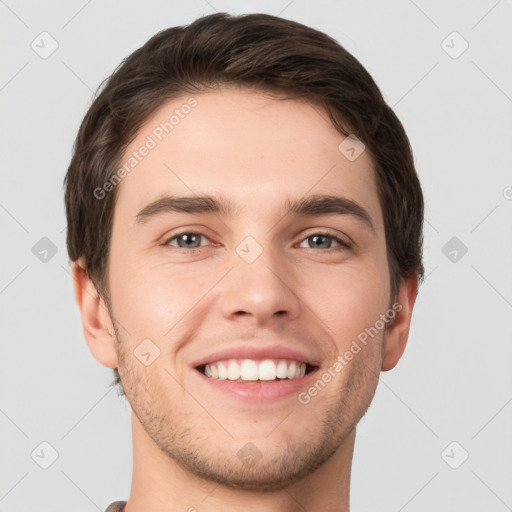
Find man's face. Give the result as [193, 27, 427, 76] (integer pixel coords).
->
[100, 86, 404, 489]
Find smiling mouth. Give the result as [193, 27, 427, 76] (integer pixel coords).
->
[196, 359, 318, 382]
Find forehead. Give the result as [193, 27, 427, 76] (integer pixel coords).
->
[113, 86, 383, 232]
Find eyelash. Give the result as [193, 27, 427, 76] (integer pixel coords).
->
[162, 230, 352, 252]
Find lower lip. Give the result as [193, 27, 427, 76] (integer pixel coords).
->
[193, 367, 320, 402]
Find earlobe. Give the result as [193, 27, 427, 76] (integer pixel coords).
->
[381, 273, 419, 372]
[71, 259, 119, 369]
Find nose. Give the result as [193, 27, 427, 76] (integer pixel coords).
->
[220, 241, 302, 327]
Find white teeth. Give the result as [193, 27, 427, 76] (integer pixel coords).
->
[227, 361, 240, 380]
[287, 361, 297, 379]
[218, 362, 228, 380]
[203, 359, 308, 381]
[259, 360, 277, 381]
[240, 360, 259, 381]
[276, 360, 288, 378]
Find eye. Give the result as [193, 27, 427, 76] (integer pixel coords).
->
[297, 232, 352, 250]
[162, 230, 352, 252]
[164, 231, 211, 250]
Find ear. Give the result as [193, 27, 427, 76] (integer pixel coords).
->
[71, 258, 118, 369]
[381, 273, 419, 372]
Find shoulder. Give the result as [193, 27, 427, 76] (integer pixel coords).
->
[104, 501, 127, 512]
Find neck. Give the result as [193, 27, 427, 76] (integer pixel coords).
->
[124, 412, 354, 512]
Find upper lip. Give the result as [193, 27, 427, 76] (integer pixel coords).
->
[191, 344, 321, 368]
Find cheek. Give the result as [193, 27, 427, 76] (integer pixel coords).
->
[298, 259, 390, 337]
[110, 260, 207, 341]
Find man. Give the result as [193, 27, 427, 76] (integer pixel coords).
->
[64, 12, 424, 512]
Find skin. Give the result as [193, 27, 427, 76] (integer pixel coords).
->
[72, 85, 418, 512]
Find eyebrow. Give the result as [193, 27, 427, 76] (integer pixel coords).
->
[134, 193, 375, 233]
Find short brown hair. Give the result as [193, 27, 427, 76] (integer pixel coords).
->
[64, 12, 424, 392]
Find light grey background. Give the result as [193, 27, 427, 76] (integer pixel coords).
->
[1, 1, 511, 511]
